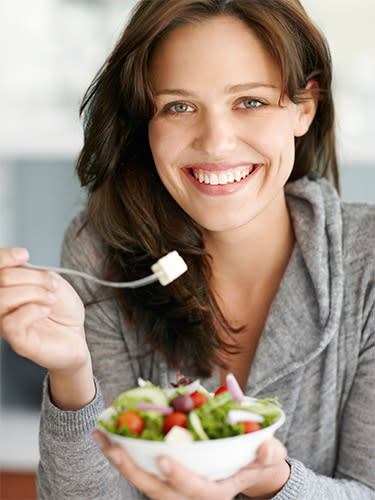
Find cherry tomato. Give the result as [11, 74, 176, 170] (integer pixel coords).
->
[163, 412, 188, 434]
[241, 421, 262, 434]
[190, 391, 208, 408]
[214, 386, 228, 396]
[116, 411, 144, 435]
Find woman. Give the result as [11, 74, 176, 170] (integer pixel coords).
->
[0, 0, 374, 498]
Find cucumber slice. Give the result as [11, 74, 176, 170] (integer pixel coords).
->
[113, 386, 168, 408]
[188, 410, 209, 440]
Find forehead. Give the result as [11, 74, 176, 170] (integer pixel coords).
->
[149, 15, 281, 91]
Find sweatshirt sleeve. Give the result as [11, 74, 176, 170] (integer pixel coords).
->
[36, 212, 148, 499]
[37, 376, 123, 500]
[267, 457, 375, 500]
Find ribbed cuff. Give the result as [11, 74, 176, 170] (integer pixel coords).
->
[271, 457, 306, 499]
[40, 374, 105, 440]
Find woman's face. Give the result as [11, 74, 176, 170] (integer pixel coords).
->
[148, 15, 312, 233]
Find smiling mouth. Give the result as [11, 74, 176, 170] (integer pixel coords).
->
[191, 165, 257, 185]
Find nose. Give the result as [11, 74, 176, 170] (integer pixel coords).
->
[192, 110, 237, 156]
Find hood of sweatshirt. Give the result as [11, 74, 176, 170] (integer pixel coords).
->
[246, 175, 344, 395]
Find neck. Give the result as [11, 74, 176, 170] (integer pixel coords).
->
[203, 193, 294, 290]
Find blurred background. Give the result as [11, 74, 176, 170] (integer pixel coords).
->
[1, 0, 374, 498]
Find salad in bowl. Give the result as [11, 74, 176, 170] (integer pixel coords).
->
[97, 373, 285, 480]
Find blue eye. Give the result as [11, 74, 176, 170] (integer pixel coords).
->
[168, 103, 194, 113]
[238, 98, 263, 109]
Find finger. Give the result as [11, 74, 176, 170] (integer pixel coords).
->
[228, 439, 290, 498]
[0, 247, 29, 269]
[0, 267, 58, 291]
[216, 465, 261, 497]
[92, 430, 112, 449]
[0, 285, 57, 316]
[156, 456, 230, 500]
[214, 439, 289, 499]
[1, 303, 52, 355]
[252, 438, 287, 467]
[92, 431, 189, 500]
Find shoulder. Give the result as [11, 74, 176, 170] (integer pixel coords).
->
[62, 209, 88, 244]
[61, 209, 107, 273]
[340, 202, 375, 329]
[286, 174, 374, 278]
[341, 202, 375, 265]
[340, 203, 375, 341]
[287, 176, 375, 258]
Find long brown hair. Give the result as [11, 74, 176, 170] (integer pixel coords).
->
[76, 0, 338, 377]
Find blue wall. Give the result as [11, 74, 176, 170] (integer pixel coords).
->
[1, 159, 85, 408]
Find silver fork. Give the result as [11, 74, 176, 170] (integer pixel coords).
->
[23, 263, 160, 288]
[22, 251, 187, 288]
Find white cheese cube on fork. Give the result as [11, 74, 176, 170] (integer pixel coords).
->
[151, 251, 188, 286]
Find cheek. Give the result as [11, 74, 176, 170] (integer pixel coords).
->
[148, 122, 166, 165]
[242, 110, 296, 162]
[148, 121, 185, 195]
[148, 119, 188, 166]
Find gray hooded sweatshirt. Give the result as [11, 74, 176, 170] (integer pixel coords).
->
[37, 176, 375, 499]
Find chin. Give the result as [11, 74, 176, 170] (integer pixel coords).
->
[195, 215, 255, 234]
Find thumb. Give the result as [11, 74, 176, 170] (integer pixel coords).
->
[253, 437, 287, 466]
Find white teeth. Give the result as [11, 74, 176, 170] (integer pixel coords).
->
[218, 173, 228, 185]
[193, 166, 255, 185]
[210, 173, 219, 185]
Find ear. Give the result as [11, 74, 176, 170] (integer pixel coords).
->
[294, 79, 319, 137]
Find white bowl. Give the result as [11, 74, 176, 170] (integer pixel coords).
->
[97, 407, 285, 480]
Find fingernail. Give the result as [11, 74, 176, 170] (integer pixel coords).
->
[107, 449, 122, 466]
[12, 247, 29, 260]
[92, 433, 104, 450]
[158, 457, 171, 475]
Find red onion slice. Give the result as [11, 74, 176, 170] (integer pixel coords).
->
[226, 373, 244, 403]
[226, 410, 264, 425]
[136, 402, 173, 414]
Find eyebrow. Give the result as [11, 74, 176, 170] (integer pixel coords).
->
[154, 82, 278, 97]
